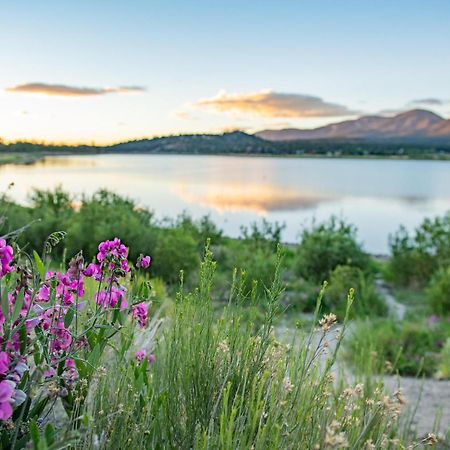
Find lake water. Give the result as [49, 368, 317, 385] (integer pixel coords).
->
[1, 154, 450, 254]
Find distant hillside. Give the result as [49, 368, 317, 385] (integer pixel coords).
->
[256, 109, 450, 142]
[2, 119, 450, 160]
[109, 131, 275, 154]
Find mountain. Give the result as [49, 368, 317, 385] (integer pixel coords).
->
[255, 110, 450, 142]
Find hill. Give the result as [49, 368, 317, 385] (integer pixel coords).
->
[256, 109, 450, 142]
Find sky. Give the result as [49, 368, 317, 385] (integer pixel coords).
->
[1, 0, 450, 144]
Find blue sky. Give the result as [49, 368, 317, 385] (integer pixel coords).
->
[1, 0, 450, 144]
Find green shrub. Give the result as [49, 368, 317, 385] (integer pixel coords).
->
[426, 266, 450, 316]
[347, 319, 450, 377]
[324, 265, 387, 319]
[150, 228, 200, 284]
[296, 217, 370, 283]
[388, 214, 450, 287]
[436, 338, 450, 379]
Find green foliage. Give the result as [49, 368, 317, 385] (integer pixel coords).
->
[296, 217, 370, 283]
[388, 214, 450, 287]
[347, 318, 450, 377]
[77, 248, 416, 450]
[436, 338, 450, 380]
[150, 228, 200, 284]
[426, 266, 450, 316]
[324, 265, 387, 319]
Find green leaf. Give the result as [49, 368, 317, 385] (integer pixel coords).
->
[64, 307, 75, 328]
[12, 289, 24, 322]
[29, 419, 41, 446]
[1, 290, 9, 322]
[33, 250, 46, 280]
[44, 423, 55, 446]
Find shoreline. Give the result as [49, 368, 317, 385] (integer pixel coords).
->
[2, 149, 450, 163]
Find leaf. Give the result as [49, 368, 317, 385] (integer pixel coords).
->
[64, 307, 75, 328]
[33, 250, 46, 280]
[1, 290, 9, 322]
[12, 289, 24, 322]
[29, 419, 41, 446]
[44, 423, 55, 446]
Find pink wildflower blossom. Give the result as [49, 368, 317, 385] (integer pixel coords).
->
[136, 255, 151, 269]
[0, 380, 14, 421]
[0, 239, 14, 278]
[132, 303, 148, 328]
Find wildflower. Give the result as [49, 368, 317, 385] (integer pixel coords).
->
[132, 302, 148, 328]
[135, 349, 147, 362]
[83, 262, 100, 278]
[136, 255, 151, 269]
[95, 287, 127, 311]
[422, 433, 438, 446]
[0, 239, 14, 278]
[66, 253, 84, 280]
[135, 349, 155, 364]
[394, 389, 406, 405]
[49, 322, 72, 353]
[43, 367, 56, 379]
[283, 376, 294, 393]
[96, 238, 129, 273]
[0, 352, 10, 376]
[217, 340, 230, 354]
[319, 313, 337, 331]
[62, 360, 79, 389]
[0, 380, 14, 421]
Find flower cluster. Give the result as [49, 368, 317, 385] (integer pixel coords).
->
[0, 237, 152, 422]
[0, 239, 14, 278]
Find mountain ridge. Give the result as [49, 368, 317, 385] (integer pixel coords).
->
[255, 109, 450, 141]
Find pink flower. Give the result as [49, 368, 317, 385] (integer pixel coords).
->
[0, 380, 14, 421]
[0, 239, 14, 278]
[132, 303, 148, 328]
[135, 350, 155, 364]
[136, 255, 151, 269]
[0, 352, 9, 376]
[49, 322, 72, 353]
[95, 287, 127, 311]
[97, 238, 129, 271]
[37, 284, 50, 302]
[83, 263, 100, 278]
[135, 349, 146, 362]
[43, 367, 56, 379]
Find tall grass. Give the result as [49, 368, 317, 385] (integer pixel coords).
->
[76, 246, 424, 449]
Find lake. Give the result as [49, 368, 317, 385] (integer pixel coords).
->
[1, 154, 450, 254]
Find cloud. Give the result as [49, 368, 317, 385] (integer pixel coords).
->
[409, 98, 447, 106]
[195, 90, 357, 118]
[6, 82, 146, 97]
[173, 110, 195, 120]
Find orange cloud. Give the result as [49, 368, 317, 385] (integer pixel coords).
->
[195, 90, 357, 118]
[6, 83, 146, 97]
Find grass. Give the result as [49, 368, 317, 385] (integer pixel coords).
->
[66, 247, 431, 449]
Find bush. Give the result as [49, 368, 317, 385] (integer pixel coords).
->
[296, 217, 370, 283]
[347, 318, 450, 377]
[324, 265, 387, 319]
[426, 266, 450, 316]
[150, 228, 200, 284]
[388, 214, 450, 287]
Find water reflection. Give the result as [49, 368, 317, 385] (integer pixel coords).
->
[174, 183, 329, 213]
[2, 154, 450, 254]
